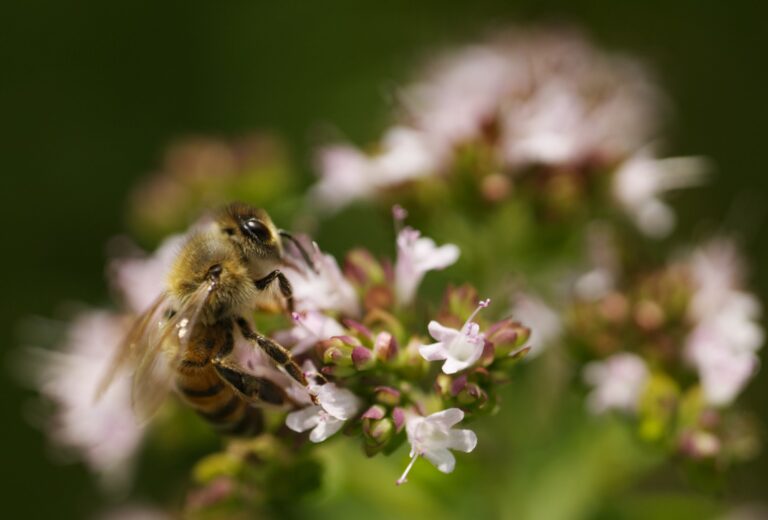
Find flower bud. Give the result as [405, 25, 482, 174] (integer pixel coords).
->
[373, 331, 398, 362]
[352, 346, 375, 370]
[362, 416, 395, 455]
[374, 386, 401, 406]
[344, 249, 386, 287]
[457, 382, 488, 409]
[319, 336, 360, 366]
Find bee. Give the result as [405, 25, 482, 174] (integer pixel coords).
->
[97, 202, 316, 436]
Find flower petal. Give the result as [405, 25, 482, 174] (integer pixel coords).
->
[309, 416, 344, 443]
[419, 342, 448, 362]
[423, 447, 456, 474]
[447, 429, 478, 453]
[442, 356, 471, 374]
[426, 407, 464, 428]
[286, 406, 322, 433]
[427, 321, 460, 342]
[316, 384, 361, 420]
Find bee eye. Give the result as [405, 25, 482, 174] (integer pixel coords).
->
[242, 218, 270, 242]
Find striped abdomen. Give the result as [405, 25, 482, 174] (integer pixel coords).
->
[176, 363, 263, 436]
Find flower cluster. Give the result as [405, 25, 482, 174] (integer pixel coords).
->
[310, 29, 707, 237]
[568, 238, 762, 462]
[179, 217, 532, 514]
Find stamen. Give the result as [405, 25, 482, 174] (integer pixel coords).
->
[292, 312, 318, 336]
[463, 298, 491, 332]
[396, 452, 420, 486]
[393, 204, 410, 235]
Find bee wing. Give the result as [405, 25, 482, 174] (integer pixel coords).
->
[131, 280, 216, 422]
[94, 293, 169, 402]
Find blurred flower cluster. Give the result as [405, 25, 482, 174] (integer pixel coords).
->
[22, 26, 765, 518]
[571, 237, 762, 463]
[310, 28, 707, 239]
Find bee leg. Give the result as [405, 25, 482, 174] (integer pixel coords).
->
[235, 317, 307, 387]
[254, 270, 294, 314]
[212, 359, 298, 407]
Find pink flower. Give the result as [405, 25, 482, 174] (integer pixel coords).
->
[29, 311, 145, 487]
[419, 299, 490, 374]
[285, 242, 360, 316]
[312, 127, 443, 210]
[311, 146, 378, 210]
[394, 226, 460, 305]
[684, 240, 763, 406]
[273, 311, 346, 355]
[510, 293, 561, 357]
[285, 365, 362, 443]
[612, 151, 708, 237]
[402, 45, 516, 144]
[109, 234, 185, 313]
[583, 353, 649, 414]
[397, 408, 478, 485]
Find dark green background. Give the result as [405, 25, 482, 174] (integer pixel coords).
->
[2, 1, 766, 517]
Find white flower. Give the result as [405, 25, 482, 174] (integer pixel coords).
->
[311, 146, 378, 211]
[684, 239, 763, 406]
[285, 242, 360, 316]
[419, 299, 490, 374]
[312, 127, 443, 210]
[510, 293, 561, 358]
[394, 226, 460, 305]
[273, 311, 346, 355]
[396, 408, 478, 485]
[583, 353, 649, 414]
[686, 324, 759, 406]
[110, 234, 185, 313]
[613, 151, 709, 238]
[29, 311, 145, 487]
[403, 45, 516, 144]
[285, 366, 361, 443]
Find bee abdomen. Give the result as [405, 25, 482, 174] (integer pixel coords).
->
[176, 367, 263, 437]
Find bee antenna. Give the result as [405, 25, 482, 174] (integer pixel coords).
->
[279, 230, 317, 272]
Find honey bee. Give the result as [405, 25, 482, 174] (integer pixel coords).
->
[97, 202, 316, 436]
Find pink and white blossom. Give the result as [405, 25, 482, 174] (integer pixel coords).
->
[613, 151, 708, 237]
[684, 240, 763, 406]
[109, 234, 185, 313]
[397, 408, 478, 485]
[312, 127, 443, 210]
[285, 243, 360, 317]
[285, 365, 362, 443]
[30, 311, 145, 487]
[312, 29, 664, 211]
[510, 293, 561, 357]
[273, 311, 346, 355]
[394, 227, 460, 305]
[419, 299, 490, 373]
[583, 353, 649, 414]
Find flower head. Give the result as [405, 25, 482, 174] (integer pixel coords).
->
[583, 353, 649, 414]
[395, 226, 460, 305]
[419, 299, 490, 374]
[397, 408, 477, 485]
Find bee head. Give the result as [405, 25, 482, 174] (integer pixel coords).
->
[216, 202, 284, 266]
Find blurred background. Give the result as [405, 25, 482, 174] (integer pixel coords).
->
[2, 1, 767, 518]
